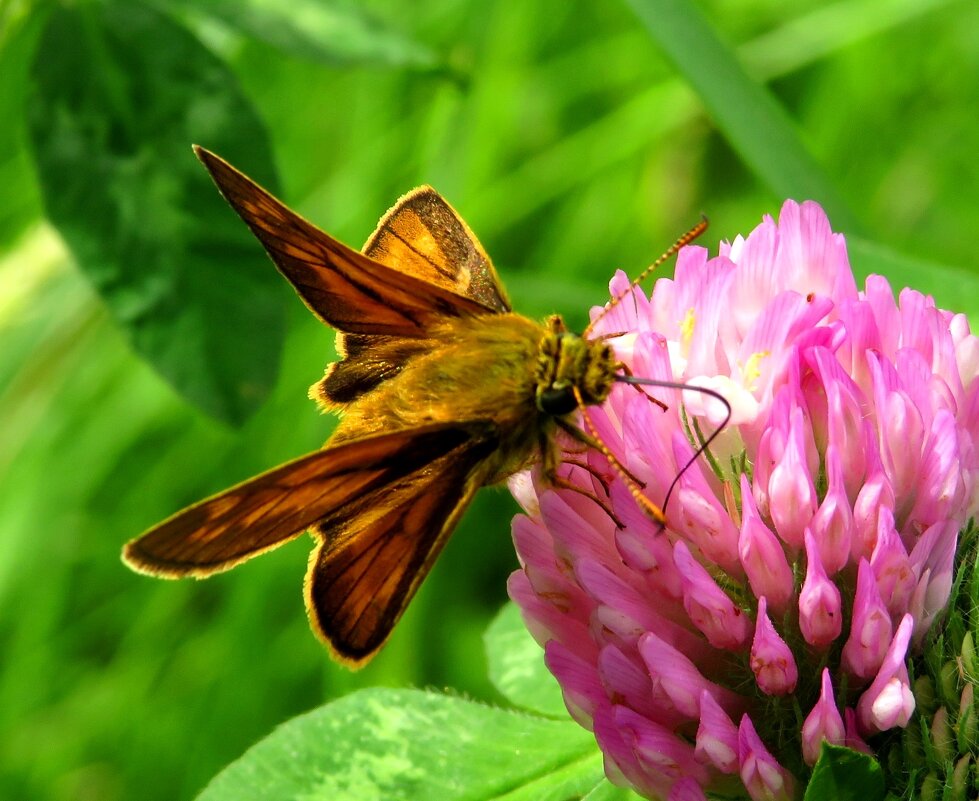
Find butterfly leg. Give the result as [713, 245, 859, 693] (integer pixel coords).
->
[555, 418, 646, 489]
[556, 416, 666, 525]
[560, 458, 612, 496]
[540, 430, 623, 529]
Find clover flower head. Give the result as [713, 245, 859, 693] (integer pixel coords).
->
[509, 200, 979, 799]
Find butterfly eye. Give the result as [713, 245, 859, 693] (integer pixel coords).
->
[538, 384, 578, 416]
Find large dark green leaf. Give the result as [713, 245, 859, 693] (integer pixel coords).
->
[195, 688, 604, 801]
[28, 2, 286, 425]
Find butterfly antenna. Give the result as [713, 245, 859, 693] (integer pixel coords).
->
[571, 386, 666, 525]
[613, 376, 732, 521]
[584, 216, 708, 338]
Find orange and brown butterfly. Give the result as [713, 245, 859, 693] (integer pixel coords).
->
[122, 146, 708, 668]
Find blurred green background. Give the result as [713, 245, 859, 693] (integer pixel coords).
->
[2, 0, 978, 799]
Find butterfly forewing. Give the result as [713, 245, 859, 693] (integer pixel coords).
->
[306, 434, 499, 665]
[123, 422, 496, 578]
[193, 147, 495, 336]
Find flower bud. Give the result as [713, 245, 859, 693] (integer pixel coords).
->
[957, 683, 976, 754]
[738, 475, 794, 614]
[694, 690, 739, 774]
[801, 669, 845, 765]
[856, 615, 915, 733]
[799, 529, 842, 647]
[738, 715, 796, 801]
[673, 542, 751, 650]
[750, 597, 798, 696]
[841, 558, 892, 681]
[768, 405, 818, 547]
[929, 706, 954, 767]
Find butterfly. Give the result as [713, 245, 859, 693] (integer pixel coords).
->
[123, 147, 714, 667]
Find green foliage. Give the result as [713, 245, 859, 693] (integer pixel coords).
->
[483, 602, 567, 717]
[192, 601, 640, 801]
[0, 1, 43, 249]
[804, 744, 886, 801]
[2, 0, 978, 799]
[29, 2, 285, 424]
[624, 0, 860, 232]
[195, 688, 602, 801]
[889, 523, 979, 800]
[162, 0, 441, 69]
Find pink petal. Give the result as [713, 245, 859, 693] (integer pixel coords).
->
[843, 707, 873, 755]
[856, 614, 916, 734]
[673, 541, 752, 650]
[598, 644, 684, 728]
[799, 529, 843, 647]
[695, 690, 739, 774]
[750, 597, 798, 695]
[738, 474, 794, 614]
[615, 705, 711, 795]
[544, 640, 605, 729]
[639, 632, 746, 723]
[768, 404, 818, 547]
[851, 469, 895, 562]
[907, 520, 956, 645]
[669, 776, 708, 801]
[801, 669, 846, 765]
[738, 714, 797, 801]
[808, 444, 853, 575]
[841, 558, 892, 681]
[870, 515, 916, 618]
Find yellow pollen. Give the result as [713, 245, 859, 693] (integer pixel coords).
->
[742, 351, 769, 391]
[680, 308, 696, 348]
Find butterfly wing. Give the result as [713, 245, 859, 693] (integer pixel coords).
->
[364, 186, 510, 313]
[122, 421, 497, 578]
[305, 431, 500, 666]
[312, 186, 513, 408]
[193, 146, 494, 336]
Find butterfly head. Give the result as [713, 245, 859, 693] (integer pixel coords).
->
[535, 315, 618, 417]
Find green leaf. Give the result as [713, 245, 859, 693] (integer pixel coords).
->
[0, 1, 44, 251]
[623, 0, 862, 234]
[803, 744, 885, 801]
[195, 688, 604, 801]
[485, 602, 567, 717]
[581, 779, 647, 800]
[28, 3, 287, 425]
[848, 236, 979, 323]
[166, 0, 439, 69]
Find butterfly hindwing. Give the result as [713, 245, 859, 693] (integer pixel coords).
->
[314, 333, 431, 408]
[305, 430, 500, 665]
[122, 422, 497, 578]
